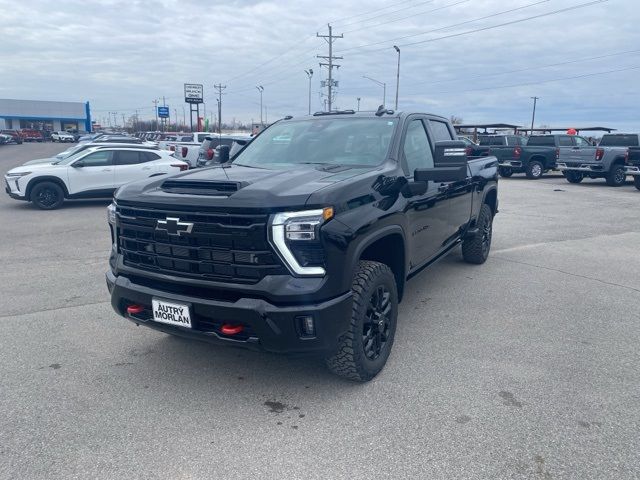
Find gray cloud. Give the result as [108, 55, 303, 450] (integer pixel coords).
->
[1, 0, 638, 131]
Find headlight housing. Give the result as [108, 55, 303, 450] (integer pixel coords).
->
[107, 202, 116, 225]
[270, 207, 333, 276]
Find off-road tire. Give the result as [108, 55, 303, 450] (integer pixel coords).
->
[31, 181, 65, 210]
[326, 260, 398, 382]
[606, 164, 626, 187]
[498, 166, 513, 178]
[526, 160, 544, 179]
[565, 171, 584, 184]
[462, 203, 493, 265]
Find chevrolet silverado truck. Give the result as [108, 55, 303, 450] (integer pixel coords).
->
[557, 133, 638, 186]
[492, 134, 576, 179]
[626, 146, 640, 190]
[475, 135, 526, 177]
[106, 110, 498, 381]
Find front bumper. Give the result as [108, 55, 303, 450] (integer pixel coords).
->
[624, 165, 640, 176]
[556, 162, 605, 173]
[5, 180, 27, 200]
[106, 270, 353, 355]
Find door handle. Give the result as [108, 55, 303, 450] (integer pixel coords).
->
[438, 183, 448, 193]
[142, 166, 151, 170]
[102, 168, 112, 172]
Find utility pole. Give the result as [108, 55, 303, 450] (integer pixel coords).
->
[152, 99, 159, 131]
[112, 112, 118, 129]
[256, 85, 264, 125]
[393, 45, 401, 110]
[357, 97, 361, 111]
[174, 109, 178, 130]
[363, 75, 386, 106]
[530, 96, 539, 136]
[122, 113, 126, 131]
[304, 69, 314, 114]
[214, 83, 226, 134]
[317, 24, 343, 112]
[162, 96, 167, 132]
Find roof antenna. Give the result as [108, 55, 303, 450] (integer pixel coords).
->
[375, 105, 386, 117]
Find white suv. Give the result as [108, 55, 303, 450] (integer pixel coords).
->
[51, 131, 75, 142]
[4, 146, 188, 209]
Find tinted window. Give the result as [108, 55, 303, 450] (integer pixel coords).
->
[115, 151, 143, 165]
[558, 136, 573, 147]
[429, 120, 453, 142]
[79, 151, 112, 167]
[527, 136, 556, 146]
[599, 134, 639, 147]
[142, 152, 160, 161]
[403, 120, 434, 176]
[478, 136, 505, 146]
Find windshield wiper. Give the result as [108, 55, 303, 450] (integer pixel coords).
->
[232, 163, 267, 169]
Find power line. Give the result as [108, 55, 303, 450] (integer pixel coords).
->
[328, 0, 432, 27]
[338, 0, 436, 29]
[337, 0, 552, 54]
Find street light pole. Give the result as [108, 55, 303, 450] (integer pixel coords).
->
[393, 45, 400, 110]
[530, 96, 539, 136]
[363, 75, 386, 107]
[304, 69, 314, 115]
[256, 86, 264, 125]
[357, 97, 361, 111]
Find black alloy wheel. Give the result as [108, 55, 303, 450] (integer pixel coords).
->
[362, 285, 392, 361]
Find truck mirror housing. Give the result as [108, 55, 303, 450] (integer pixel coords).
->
[433, 140, 468, 167]
[217, 145, 230, 164]
[414, 166, 467, 182]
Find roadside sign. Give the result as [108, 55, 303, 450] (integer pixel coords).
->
[157, 106, 170, 118]
[184, 83, 203, 104]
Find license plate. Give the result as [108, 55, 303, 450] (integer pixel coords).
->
[152, 299, 191, 328]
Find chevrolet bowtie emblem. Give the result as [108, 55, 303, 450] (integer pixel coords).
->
[155, 217, 194, 236]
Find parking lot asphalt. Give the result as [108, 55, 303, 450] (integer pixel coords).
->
[1, 143, 639, 479]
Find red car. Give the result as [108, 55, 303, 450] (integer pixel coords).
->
[20, 129, 44, 142]
[0, 130, 24, 144]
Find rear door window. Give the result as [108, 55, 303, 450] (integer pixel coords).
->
[428, 120, 453, 142]
[115, 151, 143, 165]
[558, 136, 573, 147]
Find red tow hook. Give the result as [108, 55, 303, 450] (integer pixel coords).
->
[221, 324, 244, 335]
[127, 305, 145, 315]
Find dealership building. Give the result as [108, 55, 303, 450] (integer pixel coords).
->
[0, 99, 92, 132]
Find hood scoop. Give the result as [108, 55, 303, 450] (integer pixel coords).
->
[161, 179, 246, 196]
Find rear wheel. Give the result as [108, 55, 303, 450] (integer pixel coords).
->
[526, 160, 544, 179]
[565, 171, 584, 184]
[606, 164, 626, 187]
[31, 181, 65, 210]
[326, 261, 398, 382]
[462, 203, 493, 264]
[634, 176, 640, 191]
[498, 166, 513, 178]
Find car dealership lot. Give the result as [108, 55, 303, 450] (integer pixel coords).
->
[1, 143, 639, 479]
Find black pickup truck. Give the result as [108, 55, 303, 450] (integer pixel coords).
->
[492, 134, 577, 179]
[626, 146, 640, 190]
[106, 110, 499, 381]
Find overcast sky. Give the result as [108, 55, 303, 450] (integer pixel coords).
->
[2, 0, 639, 131]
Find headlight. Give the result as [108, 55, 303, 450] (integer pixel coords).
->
[107, 202, 116, 225]
[6, 171, 31, 177]
[270, 207, 334, 276]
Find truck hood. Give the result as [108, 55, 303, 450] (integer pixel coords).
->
[115, 163, 372, 210]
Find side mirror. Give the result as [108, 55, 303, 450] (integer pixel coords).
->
[72, 160, 84, 168]
[217, 145, 230, 164]
[414, 166, 467, 182]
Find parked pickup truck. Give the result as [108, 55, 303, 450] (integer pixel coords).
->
[195, 135, 252, 167]
[492, 134, 576, 179]
[557, 133, 638, 187]
[625, 146, 640, 190]
[106, 110, 498, 382]
[164, 132, 216, 168]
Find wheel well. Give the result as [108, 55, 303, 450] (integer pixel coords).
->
[25, 177, 69, 200]
[359, 233, 406, 301]
[611, 157, 625, 166]
[484, 188, 498, 215]
[530, 156, 545, 164]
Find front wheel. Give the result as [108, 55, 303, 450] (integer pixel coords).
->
[526, 160, 544, 179]
[462, 203, 493, 264]
[31, 181, 65, 210]
[498, 166, 513, 178]
[634, 176, 640, 191]
[606, 164, 626, 187]
[326, 261, 398, 382]
[565, 171, 584, 184]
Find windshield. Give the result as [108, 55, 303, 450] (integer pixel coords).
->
[234, 117, 396, 169]
[55, 149, 95, 165]
[55, 144, 86, 159]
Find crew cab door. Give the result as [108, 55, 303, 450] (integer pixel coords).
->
[572, 135, 595, 162]
[114, 150, 158, 185]
[557, 135, 576, 163]
[426, 118, 472, 245]
[401, 117, 451, 267]
[67, 150, 115, 195]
